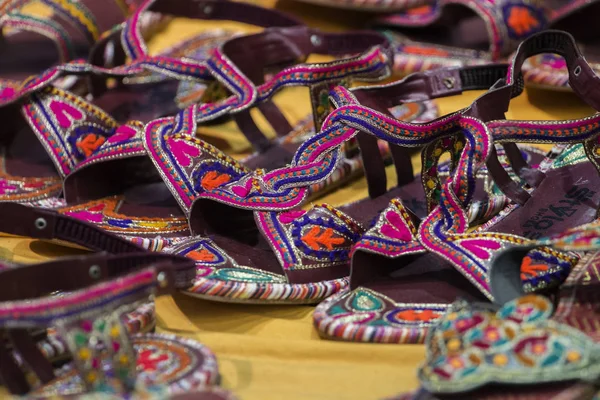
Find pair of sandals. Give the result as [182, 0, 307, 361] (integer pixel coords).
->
[389, 219, 600, 399]
[302, 0, 600, 92]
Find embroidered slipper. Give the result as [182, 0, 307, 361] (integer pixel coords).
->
[0, 251, 220, 398]
[286, 0, 431, 12]
[313, 30, 600, 343]
[372, 0, 600, 82]
[0, 0, 145, 81]
[0, 202, 197, 367]
[0, 0, 305, 208]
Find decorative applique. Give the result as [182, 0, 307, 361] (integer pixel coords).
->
[419, 295, 600, 394]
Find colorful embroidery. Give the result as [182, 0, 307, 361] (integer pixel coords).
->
[419, 295, 600, 393]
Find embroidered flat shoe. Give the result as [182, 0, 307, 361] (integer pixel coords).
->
[0, 247, 219, 398]
[314, 31, 600, 343]
[374, 0, 600, 91]
[0, 0, 304, 207]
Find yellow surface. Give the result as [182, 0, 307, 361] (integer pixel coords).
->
[0, 1, 597, 400]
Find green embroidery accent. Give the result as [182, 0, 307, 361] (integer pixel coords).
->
[350, 290, 384, 312]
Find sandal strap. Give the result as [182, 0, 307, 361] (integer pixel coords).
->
[0, 202, 166, 257]
[206, 27, 393, 150]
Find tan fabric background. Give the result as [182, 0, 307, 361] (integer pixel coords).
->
[0, 1, 596, 399]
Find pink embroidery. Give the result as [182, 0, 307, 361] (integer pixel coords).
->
[64, 210, 103, 224]
[231, 181, 252, 198]
[460, 239, 502, 260]
[49, 100, 83, 128]
[168, 138, 201, 168]
[0, 180, 17, 194]
[108, 125, 137, 144]
[381, 210, 413, 242]
[278, 210, 307, 224]
[0, 86, 15, 99]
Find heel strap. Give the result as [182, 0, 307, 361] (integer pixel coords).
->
[0, 202, 145, 254]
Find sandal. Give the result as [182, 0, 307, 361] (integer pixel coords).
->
[0, 0, 144, 81]
[373, 0, 600, 91]
[393, 220, 600, 399]
[172, 61, 553, 305]
[0, 201, 197, 367]
[0, 240, 215, 397]
[313, 30, 600, 343]
[0, 0, 306, 207]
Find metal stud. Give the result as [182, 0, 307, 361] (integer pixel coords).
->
[574, 65, 582, 76]
[443, 77, 456, 89]
[157, 272, 168, 288]
[310, 34, 322, 47]
[34, 217, 47, 230]
[203, 4, 213, 14]
[89, 265, 101, 279]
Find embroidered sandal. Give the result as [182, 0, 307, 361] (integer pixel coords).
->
[392, 220, 600, 399]
[0, 202, 197, 366]
[0, 250, 223, 398]
[373, 0, 600, 91]
[0, 0, 306, 207]
[313, 30, 600, 343]
[174, 58, 557, 305]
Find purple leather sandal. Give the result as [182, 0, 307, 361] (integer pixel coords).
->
[389, 220, 600, 400]
[314, 30, 600, 343]
[373, 0, 600, 91]
[0, 242, 220, 397]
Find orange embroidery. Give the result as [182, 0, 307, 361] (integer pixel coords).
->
[507, 7, 539, 36]
[187, 248, 217, 262]
[520, 256, 549, 280]
[77, 134, 106, 157]
[302, 226, 345, 251]
[403, 46, 449, 57]
[407, 5, 432, 15]
[201, 171, 231, 191]
[395, 309, 441, 322]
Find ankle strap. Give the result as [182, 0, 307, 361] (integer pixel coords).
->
[210, 26, 393, 150]
[0, 203, 145, 254]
